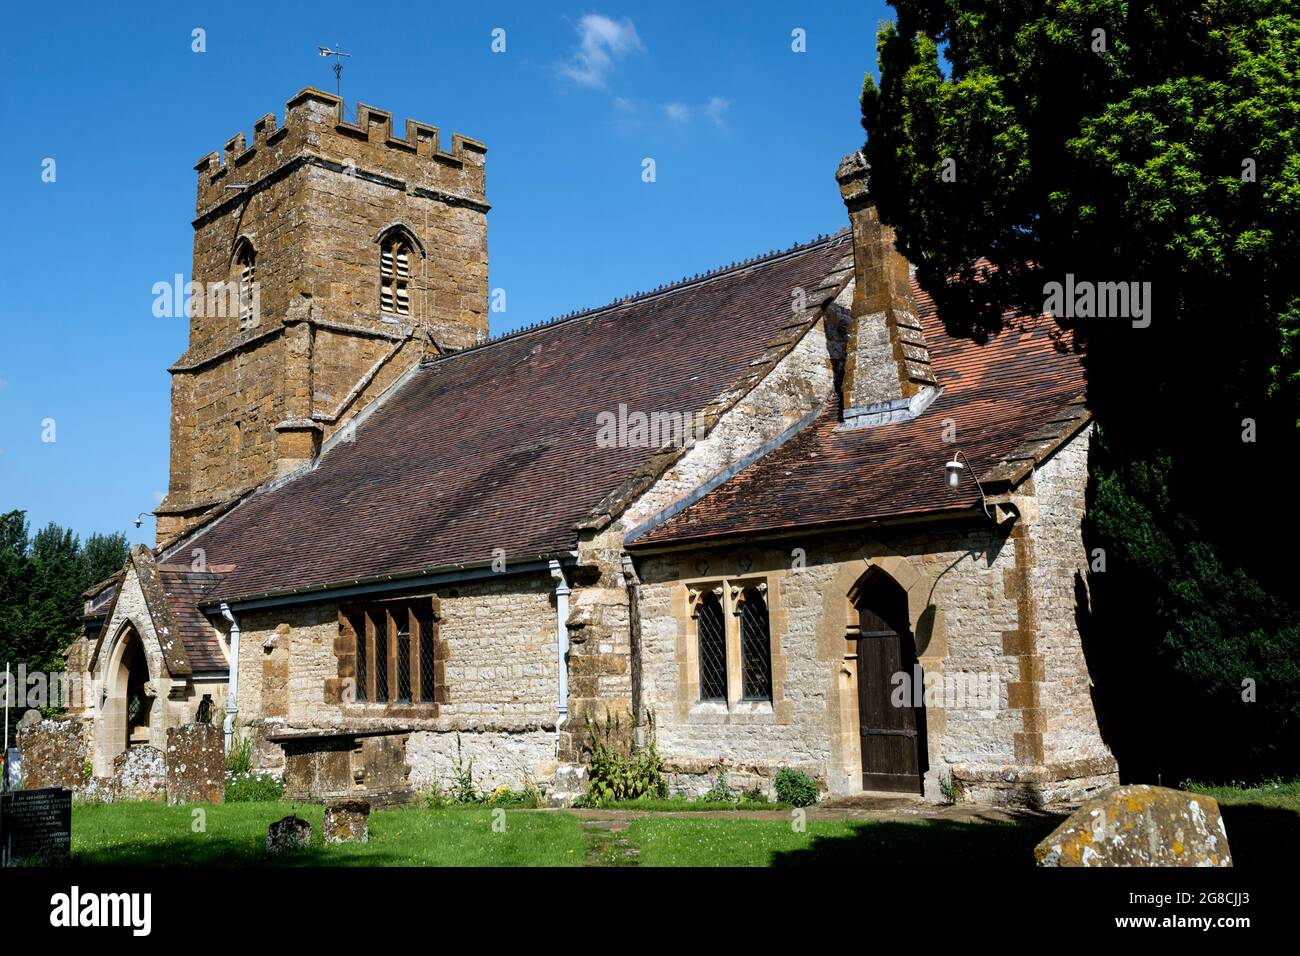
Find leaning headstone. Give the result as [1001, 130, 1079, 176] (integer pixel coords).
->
[111, 746, 167, 801]
[1, 787, 72, 865]
[266, 815, 312, 854]
[165, 723, 225, 805]
[1035, 785, 1232, 867]
[323, 800, 370, 843]
[16, 713, 86, 791]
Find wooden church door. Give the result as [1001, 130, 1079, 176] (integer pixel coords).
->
[853, 581, 926, 794]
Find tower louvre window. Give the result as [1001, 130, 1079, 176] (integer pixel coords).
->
[380, 235, 412, 316]
[233, 241, 257, 330]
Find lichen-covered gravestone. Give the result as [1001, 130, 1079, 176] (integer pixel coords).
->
[111, 746, 168, 801]
[165, 723, 225, 804]
[15, 711, 87, 791]
[1035, 785, 1232, 867]
[323, 800, 370, 843]
[266, 815, 312, 854]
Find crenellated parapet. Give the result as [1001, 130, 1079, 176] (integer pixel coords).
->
[193, 88, 487, 217]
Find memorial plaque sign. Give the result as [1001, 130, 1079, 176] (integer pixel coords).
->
[1, 786, 72, 865]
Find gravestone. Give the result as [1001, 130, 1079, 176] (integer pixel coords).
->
[323, 800, 370, 843]
[16, 713, 86, 791]
[1, 787, 72, 865]
[1035, 784, 1232, 867]
[111, 746, 167, 801]
[266, 815, 312, 854]
[165, 723, 225, 804]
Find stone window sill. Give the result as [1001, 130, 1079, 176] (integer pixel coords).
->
[688, 700, 776, 720]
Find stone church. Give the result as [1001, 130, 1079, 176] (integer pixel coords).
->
[67, 88, 1118, 806]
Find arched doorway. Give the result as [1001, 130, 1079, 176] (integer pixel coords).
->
[848, 568, 927, 793]
[101, 622, 154, 768]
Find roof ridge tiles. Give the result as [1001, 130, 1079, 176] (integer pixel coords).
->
[421, 228, 850, 366]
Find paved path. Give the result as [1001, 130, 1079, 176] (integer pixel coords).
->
[544, 794, 1066, 827]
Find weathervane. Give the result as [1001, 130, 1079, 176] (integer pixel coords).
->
[318, 44, 352, 101]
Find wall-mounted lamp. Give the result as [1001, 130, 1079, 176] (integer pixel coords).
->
[944, 450, 993, 521]
[133, 512, 155, 529]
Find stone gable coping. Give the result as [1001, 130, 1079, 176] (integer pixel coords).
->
[128, 546, 193, 677]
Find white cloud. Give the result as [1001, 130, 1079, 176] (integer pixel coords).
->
[559, 14, 642, 87]
[663, 102, 691, 123]
[153, 490, 166, 504]
[704, 96, 730, 125]
[613, 96, 638, 113]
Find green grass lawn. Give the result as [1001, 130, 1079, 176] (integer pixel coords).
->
[64, 781, 1300, 866]
[627, 816, 1054, 867]
[72, 801, 585, 867]
[1183, 779, 1300, 867]
[1185, 778, 1300, 811]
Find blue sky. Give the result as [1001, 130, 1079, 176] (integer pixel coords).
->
[0, 1, 892, 546]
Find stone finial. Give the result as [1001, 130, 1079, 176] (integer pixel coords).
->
[835, 150, 872, 211]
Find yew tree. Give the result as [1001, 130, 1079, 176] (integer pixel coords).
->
[859, 0, 1300, 780]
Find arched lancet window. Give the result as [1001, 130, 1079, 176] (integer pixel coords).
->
[379, 233, 413, 316]
[739, 587, 773, 701]
[695, 591, 727, 702]
[232, 238, 256, 330]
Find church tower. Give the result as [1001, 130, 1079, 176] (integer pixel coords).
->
[156, 89, 489, 545]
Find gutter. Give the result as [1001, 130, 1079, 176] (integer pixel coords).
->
[209, 552, 576, 613]
[548, 560, 570, 756]
[219, 603, 240, 751]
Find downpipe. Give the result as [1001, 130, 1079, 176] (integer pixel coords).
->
[549, 560, 570, 756]
[219, 603, 240, 752]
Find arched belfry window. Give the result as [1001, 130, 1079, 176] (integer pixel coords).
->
[380, 234, 413, 316]
[232, 238, 256, 330]
[695, 590, 727, 702]
[738, 586, 773, 701]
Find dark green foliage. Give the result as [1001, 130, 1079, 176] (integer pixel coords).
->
[82, 532, 130, 587]
[449, 734, 481, 804]
[225, 770, 285, 802]
[1082, 429, 1300, 780]
[583, 711, 667, 806]
[860, 1, 1300, 781]
[0, 510, 130, 744]
[774, 768, 819, 808]
[702, 770, 735, 803]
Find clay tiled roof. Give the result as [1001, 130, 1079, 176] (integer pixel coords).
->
[629, 285, 1088, 548]
[177, 233, 856, 604]
[157, 568, 227, 671]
